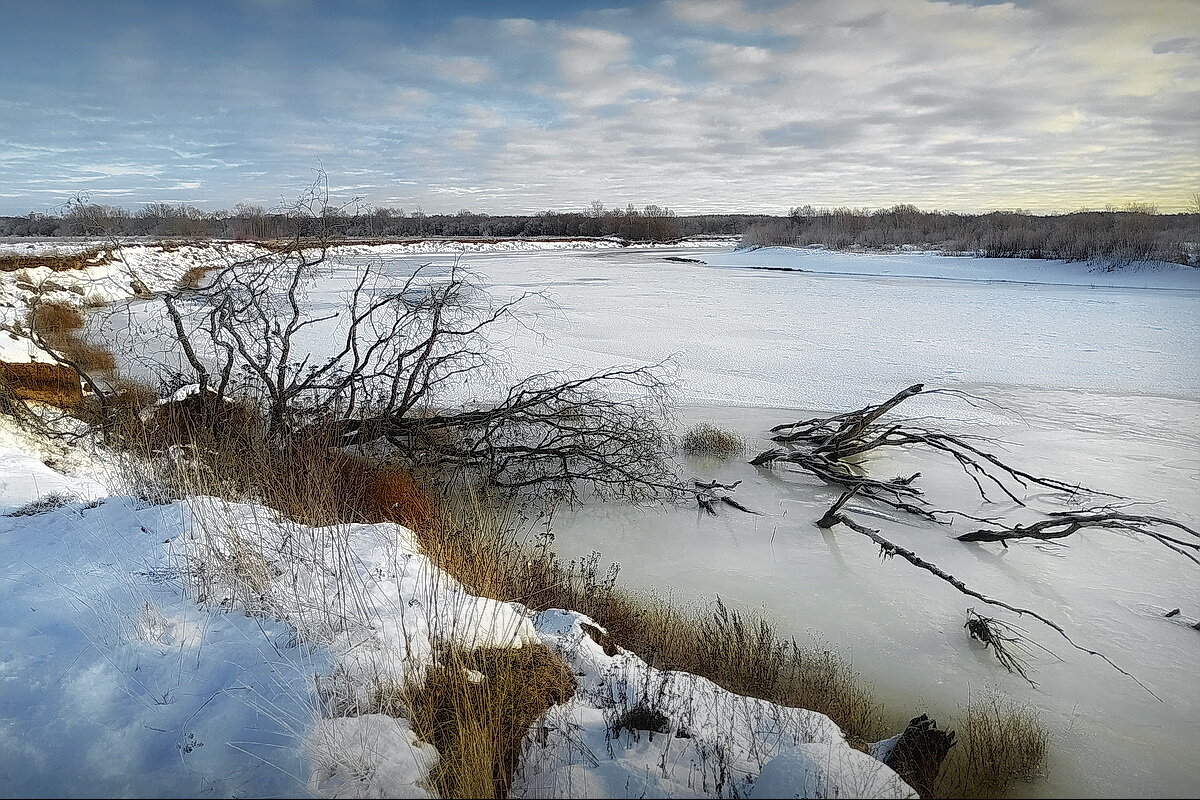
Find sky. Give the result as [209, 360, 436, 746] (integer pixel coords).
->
[1, 0, 1197, 215]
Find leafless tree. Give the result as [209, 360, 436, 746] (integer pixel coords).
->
[127, 176, 683, 502]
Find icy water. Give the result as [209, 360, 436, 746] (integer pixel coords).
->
[94, 245, 1200, 797]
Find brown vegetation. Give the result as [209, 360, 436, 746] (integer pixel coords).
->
[29, 303, 115, 374]
[0, 248, 113, 273]
[0, 362, 83, 407]
[680, 422, 745, 458]
[373, 645, 576, 799]
[936, 692, 1048, 798]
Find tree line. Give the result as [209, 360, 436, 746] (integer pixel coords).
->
[2, 199, 1195, 264]
[744, 203, 1198, 265]
[0, 200, 775, 242]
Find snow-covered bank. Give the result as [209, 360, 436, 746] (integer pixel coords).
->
[0, 412, 912, 797]
[327, 236, 738, 257]
[0, 243, 262, 363]
[517, 609, 915, 799]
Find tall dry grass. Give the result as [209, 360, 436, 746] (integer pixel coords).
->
[30, 301, 115, 373]
[104, 391, 1046, 799]
[935, 691, 1048, 798]
[0, 248, 113, 273]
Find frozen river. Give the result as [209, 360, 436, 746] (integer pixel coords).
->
[96, 244, 1200, 797]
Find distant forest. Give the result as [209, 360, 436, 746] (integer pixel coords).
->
[2, 200, 1195, 265]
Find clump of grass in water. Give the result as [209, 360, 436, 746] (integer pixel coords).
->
[680, 422, 745, 458]
[935, 690, 1048, 798]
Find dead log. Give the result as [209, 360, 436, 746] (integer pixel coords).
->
[957, 509, 1200, 565]
[882, 714, 956, 799]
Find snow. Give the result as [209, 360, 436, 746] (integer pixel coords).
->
[515, 609, 915, 799]
[325, 237, 738, 257]
[0, 242, 264, 364]
[711, 246, 1200, 291]
[0, 489, 321, 797]
[0, 421, 911, 797]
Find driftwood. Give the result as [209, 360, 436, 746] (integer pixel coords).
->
[754, 384, 1104, 510]
[882, 714, 956, 799]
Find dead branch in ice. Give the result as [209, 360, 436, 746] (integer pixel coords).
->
[957, 507, 1200, 566]
[754, 383, 1114, 507]
[692, 479, 759, 516]
[964, 609, 1060, 687]
[816, 492, 1161, 699]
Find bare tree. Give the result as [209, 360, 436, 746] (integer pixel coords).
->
[124, 177, 683, 502]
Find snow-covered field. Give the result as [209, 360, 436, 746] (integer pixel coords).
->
[3, 241, 1198, 797]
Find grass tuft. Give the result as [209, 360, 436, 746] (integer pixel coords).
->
[373, 645, 576, 799]
[936, 690, 1048, 798]
[680, 422, 745, 457]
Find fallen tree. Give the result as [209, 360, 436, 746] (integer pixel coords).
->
[771, 384, 1197, 695]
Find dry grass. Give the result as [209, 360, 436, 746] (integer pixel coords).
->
[408, 489, 889, 746]
[935, 691, 1048, 798]
[105, 392, 1046, 798]
[179, 264, 211, 289]
[0, 248, 113, 273]
[28, 302, 115, 373]
[113, 390, 437, 531]
[0, 362, 84, 407]
[372, 645, 576, 799]
[680, 422, 745, 458]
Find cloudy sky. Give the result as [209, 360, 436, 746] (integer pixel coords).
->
[1, 0, 1197, 215]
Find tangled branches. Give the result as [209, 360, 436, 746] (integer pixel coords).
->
[753, 383, 1102, 515]
[964, 610, 1059, 687]
[786, 384, 1198, 696]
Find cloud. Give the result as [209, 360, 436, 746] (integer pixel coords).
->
[0, 0, 1196, 214]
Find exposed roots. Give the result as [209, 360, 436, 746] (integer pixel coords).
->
[755, 383, 1110, 508]
[965, 609, 1059, 687]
